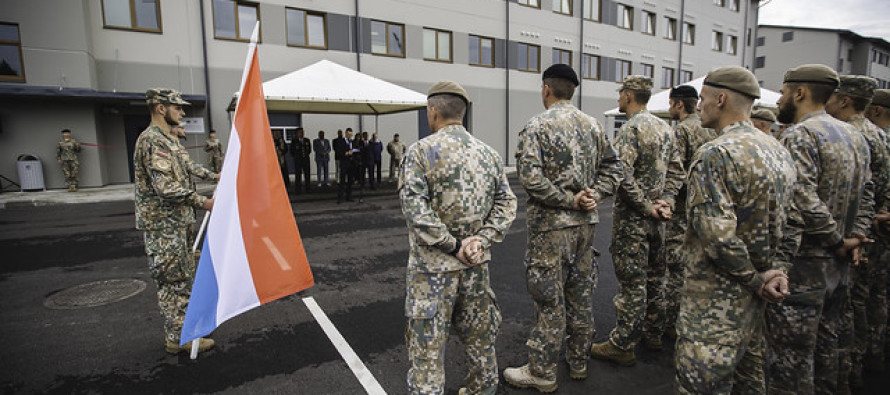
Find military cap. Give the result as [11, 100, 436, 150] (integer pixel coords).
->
[702, 66, 761, 99]
[751, 108, 777, 123]
[873, 89, 890, 108]
[837, 75, 877, 99]
[427, 80, 470, 104]
[669, 85, 698, 99]
[543, 63, 579, 86]
[782, 64, 839, 87]
[146, 88, 191, 105]
[618, 75, 653, 92]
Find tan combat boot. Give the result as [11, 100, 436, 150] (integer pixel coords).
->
[590, 340, 636, 366]
[568, 362, 587, 380]
[165, 338, 215, 355]
[503, 364, 557, 393]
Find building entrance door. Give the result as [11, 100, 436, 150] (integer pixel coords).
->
[124, 114, 150, 182]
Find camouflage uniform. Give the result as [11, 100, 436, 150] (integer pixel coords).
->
[608, 108, 677, 351]
[675, 121, 796, 394]
[57, 136, 81, 189]
[514, 100, 622, 379]
[657, 114, 717, 338]
[387, 139, 406, 181]
[400, 124, 517, 395]
[766, 110, 874, 394]
[204, 137, 223, 173]
[135, 123, 209, 344]
[174, 139, 216, 247]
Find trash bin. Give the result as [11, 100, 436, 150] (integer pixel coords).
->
[16, 154, 45, 192]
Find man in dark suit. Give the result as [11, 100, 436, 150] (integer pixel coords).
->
[368, 132, 383, 189]
[290, 127, 312, 194]
[355, 131, 369, 189]
[335, 128, 357, 203]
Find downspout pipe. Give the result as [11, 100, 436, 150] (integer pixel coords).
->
[355, 0, 363, 132]
[678, 0, 686, 82]
[199, 0, 213, 131]
[505, 0, 510, 165]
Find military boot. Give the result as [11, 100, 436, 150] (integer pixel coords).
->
[567, 362, 587, 380]
[457, 385, 497, 395]
[503, 364, 557, 393]
[590, 340, 636, 366]
[642, 335, 663, 351]
[165, 338, 215, 355]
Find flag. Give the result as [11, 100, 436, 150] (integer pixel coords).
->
[181, 25, 314, 346]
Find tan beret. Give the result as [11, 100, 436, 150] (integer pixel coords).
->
[873, 89, 890, 108]
[783, 64, 839, 87]
[703, 66, 761, 99]
[618, 75, 653, 92]
[428, 81, 470, 104]
[838, 75, 877, 99]
[751, 108, 777, 123]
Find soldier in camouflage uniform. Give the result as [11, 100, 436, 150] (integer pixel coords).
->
[766, 65, 875, 394]
[866, 89, 890, 366]
[826, 76, 890, 389]
[503, 64, 622, 392]
[591, 75, 681, 366]
[400, 81, 516, 395]
[56, 129, 82, 192]
[675, 66, 796, 395]
[654, 85, 716, 342]
[203, 129, 223, 174]
[172, 124, 218, 253]
[751, 108, 778, 135]
[135, 88, 215, 355]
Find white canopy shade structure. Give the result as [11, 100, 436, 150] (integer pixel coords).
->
[229, 59, 428, 115]
[604, 77, 781, 118]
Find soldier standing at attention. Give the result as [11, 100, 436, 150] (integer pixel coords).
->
[864, 89, 890, 368]
[134, 88, 215, 355]
[291, 127, 312, 194]
[400, 81, 516, 395]
[766, 65, 874, 394]
[203, 129, 223, 174]
[750, 108, 778, 135]
[674, 66, 796, 394]
[56, 129, 82, 192]
[387, 133, 406, 182]
[503, 64, 622, 392]
[590, 75, 679, 366]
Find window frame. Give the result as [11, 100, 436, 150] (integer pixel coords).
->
[552, 48, 573, 67]
[370, 19, 406, 58]
[664, 17, 677, 41]
[516, 0, 541, 9]
[616, 3, 634, 30]
[642, 10, 656, 36]
[729, 0, 740, 12]
[517, 42, 541, 73]
[423, 27, 453, 63]
[712, 30, 724, 52]
[641, 63, 654, 78]
[583, 0, 601, 22]
[212, 0, 261, 42]
[727, 35, 738, 55]
[683, 22, 695, 45]
[713, 0, 726, 6]
[553, 0, 573, 16]
[581, 53, 601, 80]
[101, 0, 163, 33]
[782, 31, 794, 42]
[755, 56, 765, 69]
[661, 67, 675, 89]
[469, 34, 495, 68]
[615, 59, 632, 82]
[285, 7, 328, 49]
[0, 22, 25, 83]
[680, 70, 693, 83]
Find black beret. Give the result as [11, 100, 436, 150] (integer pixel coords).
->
[669, 85, 698, 99]
[543, 64, 579, 86]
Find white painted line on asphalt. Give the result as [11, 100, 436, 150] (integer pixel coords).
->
[302, 296, 388, 395]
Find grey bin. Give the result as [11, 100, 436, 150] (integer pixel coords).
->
[16, 154, 46, 192]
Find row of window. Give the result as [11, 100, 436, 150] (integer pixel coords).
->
[519, 0, 741, 16]
[874, 50, 890, 67]
[711, 31, 739, 55]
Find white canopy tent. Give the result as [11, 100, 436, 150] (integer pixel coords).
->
[604, 77, 781, 118]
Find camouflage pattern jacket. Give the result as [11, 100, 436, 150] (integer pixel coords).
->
[848, 114, 890, 215]
[614, 109, 679, 215]
[399, 124, 517, 273]
[134, 125, 208, 230]
[681, 121, 796, 344]
[663, 114, 717, 207]
[174, 140, 216, 192]
[56, 138, 81, 161]
[204, 138, 223, 158]
[515, 100, 623, 232]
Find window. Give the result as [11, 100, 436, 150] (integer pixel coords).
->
[873, 50, 890, 66]
[847, 49, 853, 61]
[662, 67, 675, 88]
[729, 0, 740, 12]
[553, 48, 572, 66]
[213, 0, 259, 41]
[553, 0, 572, 16]
[469, 35, 494, 67]
[642, 11, 656, 35]
[712, 31, 724, 52]
[664, 17, 677, 40]
[583, 0, 601, 21]
[371, 20, 405, 57]
[0, 23, 25, 82]
[641, 63, 654, 78]
[683, 23, 695, 45]
[727, 35, 737, 55]
[517, 0, 540, 8]
[756, 36, 765, 46]
[713, 0, 725, 6]
[615, 59, 632, 82]
[617, 4, 633, 30]
[581, 53, 600, 80]
[755, 56, 765, 69]
[518, 43, 540, 72]
[680, 70, 693, 83]
[423, 28, 452, 62]
[782, 31, 794, 42]
[286, 8, 326, 48]
[102, 0, 161, 32]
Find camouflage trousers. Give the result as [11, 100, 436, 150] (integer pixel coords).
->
[839, 258, 870, 385]
[675, 319, 766, 394]
[523, 224, 598, 380]
[766, 256, 849, 394]
[608, 209, 664, 350]
[143, 227, 196, 344]
[866, 239, 889, 363]
[209, 155, 222, 174]
[405, 264, 501, 395]
[60, 159, 78, 188]
[658, 201, 688, 338]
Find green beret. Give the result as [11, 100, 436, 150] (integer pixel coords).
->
[618, 75, 652, 92]
[783, 64, 839, 87]
[751, 108, 777, 123]
[543, 64, 579, 86]
[873, 89, 890, 108]
[146, 88, 191, 105]
[837, 75, 877, 99]
[703, 66, 761, 99]
[427, 80, 470, 104]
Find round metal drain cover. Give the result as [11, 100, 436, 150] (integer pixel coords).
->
[45, 279, 147, 309]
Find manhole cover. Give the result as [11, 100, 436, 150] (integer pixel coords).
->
[44, 279, 147, 310]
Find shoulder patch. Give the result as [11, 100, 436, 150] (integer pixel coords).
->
[152, 155, 172, 172]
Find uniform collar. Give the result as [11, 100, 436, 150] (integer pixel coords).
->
[799, 109, 827, 123]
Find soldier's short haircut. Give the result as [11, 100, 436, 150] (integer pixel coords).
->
[788, 83, 834, 105]
[680, 98, 697, 114]
[837, 93, 871, 112]
[543, 78, 576, 100]
[428, 94, 467, 120]
[631, 90, 652, 105]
